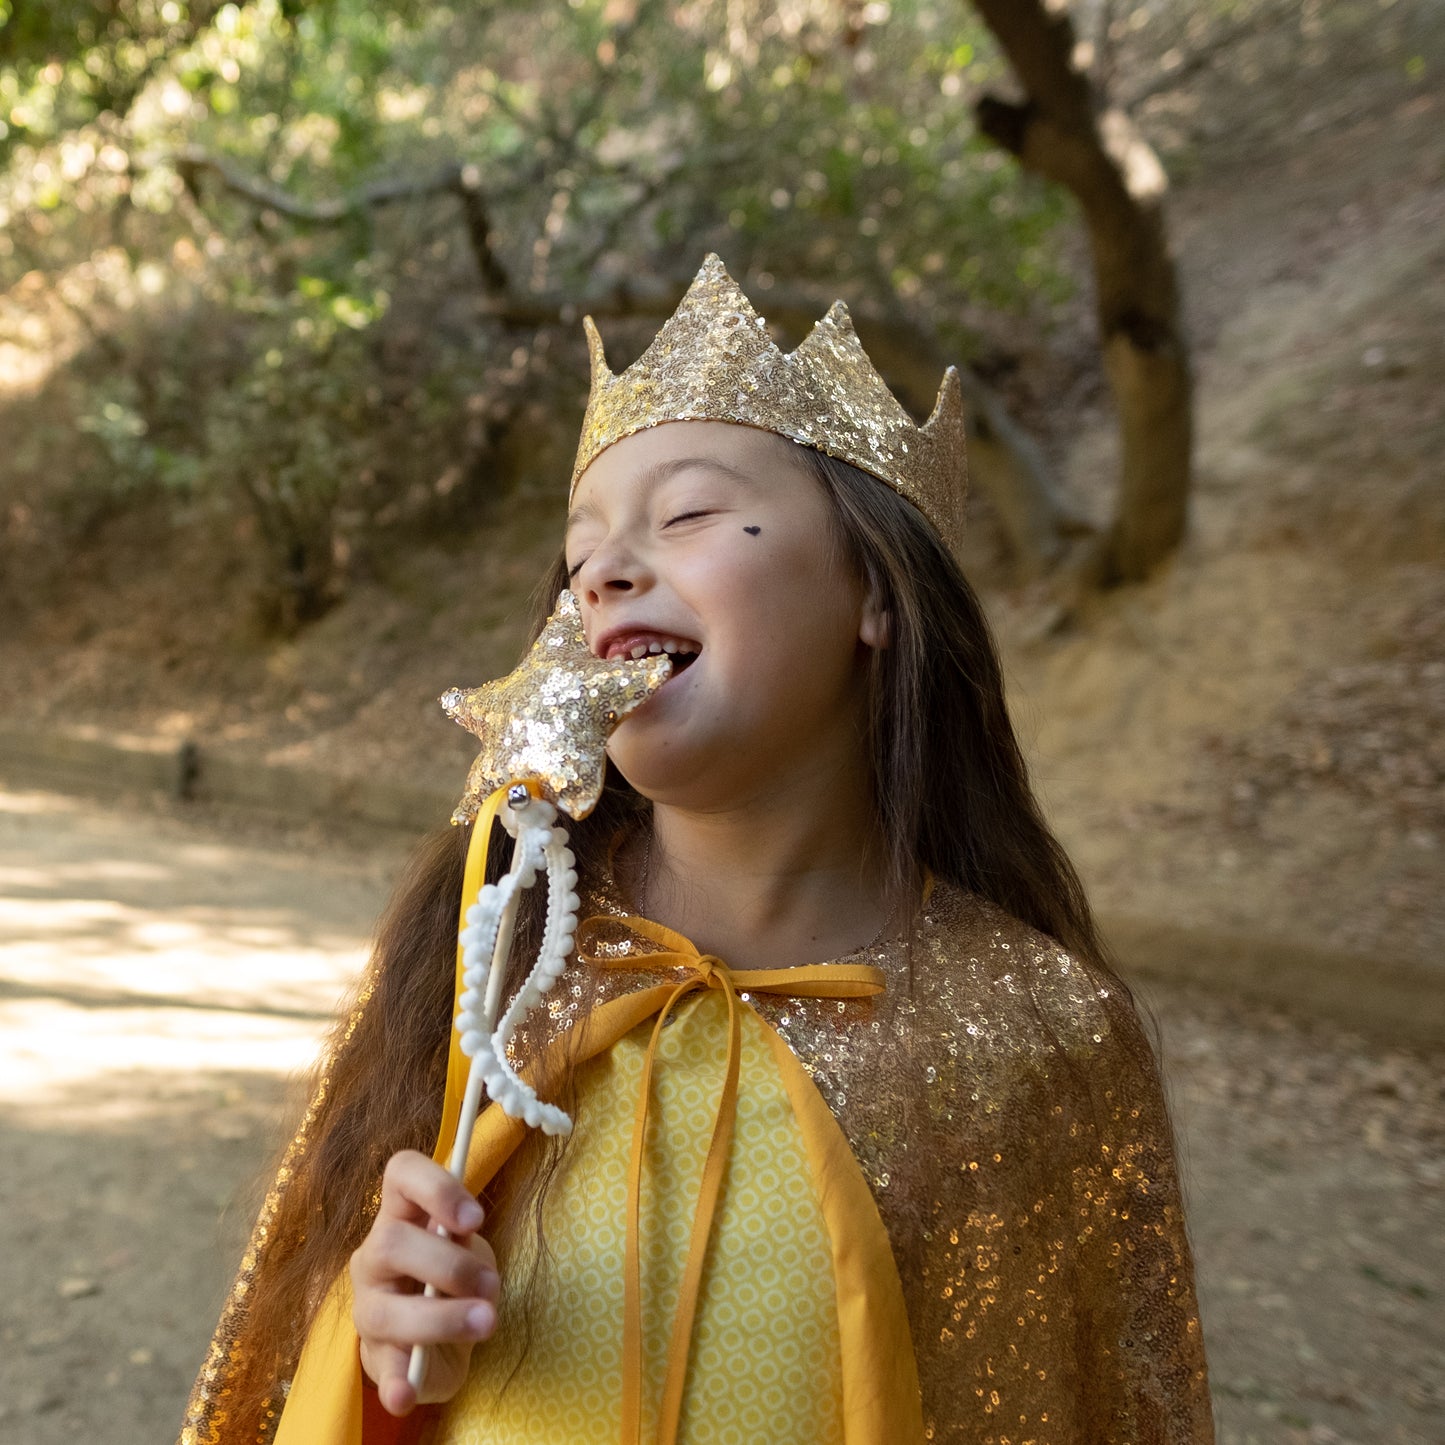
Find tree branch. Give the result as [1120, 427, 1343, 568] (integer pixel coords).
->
[155, 143, 1089, 577]
[970, 0, 1194, 583]
[156, 145, 459, 220]
[139, 146, 512, 293]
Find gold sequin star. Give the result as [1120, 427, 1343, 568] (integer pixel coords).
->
[441, 589, 672, 822]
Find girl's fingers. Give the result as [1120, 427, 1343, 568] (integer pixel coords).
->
[466, 1230, 498, 1275]
[361, 1341, 412, 1399]
[362, 1342, 428, 1418]
[354, 1216, 500, 1301]
[378, 1372, 418, 1419]
[353, 1288, 498, 1350]
[378, 1150, 486, 1236]
[351, 1151, 501, 1413]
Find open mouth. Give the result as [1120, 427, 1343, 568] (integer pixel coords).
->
[603, 635, 701, 675]
[646, 644, 700, 678]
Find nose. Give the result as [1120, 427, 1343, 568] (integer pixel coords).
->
[576, 532, 651, 607]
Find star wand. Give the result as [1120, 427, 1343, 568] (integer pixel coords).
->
[406, 589, 671, 1394]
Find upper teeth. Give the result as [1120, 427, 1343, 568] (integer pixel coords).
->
[629, 640, 687, 659]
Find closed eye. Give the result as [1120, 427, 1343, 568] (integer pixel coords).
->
[568, 509, 712, 578]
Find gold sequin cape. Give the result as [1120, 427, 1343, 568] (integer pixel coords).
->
[180, 874, 1213, 1445]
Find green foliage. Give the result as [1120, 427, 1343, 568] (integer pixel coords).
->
[202, 317, 378, 631]
[1, 0, 1088, 629]
[0, 1, 225, 166]
[77, 377, 205, 495]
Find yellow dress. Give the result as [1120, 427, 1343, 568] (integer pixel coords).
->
[182, 877, 1214, 1445]
[437, 991, 845, 1443]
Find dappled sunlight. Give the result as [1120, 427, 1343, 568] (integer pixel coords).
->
[0, 788, 89, 818]
[0, 787, 395, 1026]
[0, 995, 331, 1123]
[0, 892, 370, 1015]
[0, 787, 392, 1133]
[0, 789, 401, 904]
[0, 857, 173, 888]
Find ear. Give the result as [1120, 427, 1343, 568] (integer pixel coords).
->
[858, 588, 892, 650]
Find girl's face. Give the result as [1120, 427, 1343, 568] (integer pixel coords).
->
[565, 420, 884, 807]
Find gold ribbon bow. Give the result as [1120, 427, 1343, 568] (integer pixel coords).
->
[575, 913, 887, 1445]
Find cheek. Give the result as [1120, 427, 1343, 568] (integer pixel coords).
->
[707, 537, 860, 676]
[675, 544, 769, 620]
[722, 519, 842, 598]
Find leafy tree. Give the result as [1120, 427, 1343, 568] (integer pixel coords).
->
[3, 0, 1287, 624]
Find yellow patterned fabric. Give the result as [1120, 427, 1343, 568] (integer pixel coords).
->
[437, 988, 845, 1444]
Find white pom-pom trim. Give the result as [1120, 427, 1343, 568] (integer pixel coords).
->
[451, 795, 578, 1138]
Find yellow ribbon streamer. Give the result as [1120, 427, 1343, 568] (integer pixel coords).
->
[575, 913, 887, 1445]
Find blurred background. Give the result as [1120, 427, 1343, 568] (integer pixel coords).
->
[0, 1, 1440, 1442]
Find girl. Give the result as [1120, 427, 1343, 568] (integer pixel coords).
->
[181, 256, 1213, 1445]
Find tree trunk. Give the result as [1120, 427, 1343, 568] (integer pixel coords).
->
[971, 0, 1194, 582]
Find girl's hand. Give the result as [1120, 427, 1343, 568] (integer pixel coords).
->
[350, 1150, 500, 1415]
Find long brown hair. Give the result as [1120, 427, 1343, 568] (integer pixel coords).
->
[222, 443, 1123, 1433]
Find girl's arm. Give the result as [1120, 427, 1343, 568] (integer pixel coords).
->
[1064, 988, 1215, 1443]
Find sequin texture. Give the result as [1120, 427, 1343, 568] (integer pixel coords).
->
[566, 867, 1215, 1444]
[570, 254, 969, 556]
[440, 589, 671, 822]
[180, 864, 1213, 1445]
[177, 978, 377, 1445]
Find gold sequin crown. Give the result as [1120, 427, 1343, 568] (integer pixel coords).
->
[570, 253, 968, 553]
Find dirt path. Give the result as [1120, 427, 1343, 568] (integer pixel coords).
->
[0, 789, 1439, 1444]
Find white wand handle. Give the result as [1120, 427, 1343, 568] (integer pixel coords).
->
[406, 788, 579, 1397]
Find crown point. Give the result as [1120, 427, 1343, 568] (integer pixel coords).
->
[793, 299, 862, 362]
[923, 365, 964, 431]
[583, 315, 614, 386]
[570, 252, 968, 550]
[693, 253, 731, 287]
[816, 300, 857, 341]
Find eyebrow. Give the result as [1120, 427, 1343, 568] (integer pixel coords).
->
[566, 455, 754, 531]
